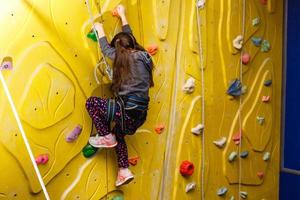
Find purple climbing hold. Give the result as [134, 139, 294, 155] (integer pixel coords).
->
[227, 79, 242, 97]
[66, 125, 82, 142]
[0, 57, 13, 71]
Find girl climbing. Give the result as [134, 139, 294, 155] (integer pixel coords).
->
[85, 5, 154, 187]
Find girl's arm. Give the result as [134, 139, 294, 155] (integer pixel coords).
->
[116, 5, 132, 34]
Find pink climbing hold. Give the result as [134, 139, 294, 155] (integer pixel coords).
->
[260, 0, 267, 5]
[66, 125, 82, 142]
[232, 130, 242, 145]
[242, 53, 251, 65]
[0, 57, 13, 71]
[257, 171, 264, 179]
[36, 154, 49, 165]
[146, 44, 159, 56]
[262, 95, 270, 103]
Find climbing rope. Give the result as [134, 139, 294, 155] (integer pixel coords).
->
[0, 73, 51, 200]
[85, 0, 113, 82]
[195, 0, 205, 199]
[238, 0, 246, 199]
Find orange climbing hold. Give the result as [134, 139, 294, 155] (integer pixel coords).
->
[232, 130, 242, 145]
[262, 95, 270, 102]
[155, 124, 165, 134]
[260, 0, 267, 5]
[180, 160, 195, 177]
[35, 154, 49, 165]
[128, 156, 140, 166]
[146, 44, 159, 56]
[112, 9, 119, 17]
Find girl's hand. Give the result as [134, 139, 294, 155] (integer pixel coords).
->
[94, 22, 103, 31]
[115, 4, 126, 17]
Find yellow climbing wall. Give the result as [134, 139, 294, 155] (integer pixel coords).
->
[0, 0, 283, 199]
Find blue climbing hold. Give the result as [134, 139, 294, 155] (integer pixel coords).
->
[227, 79, 242, 97]
[217, 187, 228, 196]
[251, 37, 262, 47]
[240, 151, 249, 158]
[264, 80, 272, 87]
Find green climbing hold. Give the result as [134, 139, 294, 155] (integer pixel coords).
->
[263, 152, 271, 161]
[230, 196, 235, 200]
[87, 31, 98, 42]
[228, 151, 238, 162]
[261, 40, 271, 52]
[111, 195, 124, 200]
[264, 79, 272, 87]
[82, 143, 98, 158]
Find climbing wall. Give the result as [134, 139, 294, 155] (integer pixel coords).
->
[0, 0, 283, 199]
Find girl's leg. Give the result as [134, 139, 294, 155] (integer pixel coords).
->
[115, 133, 129, 168]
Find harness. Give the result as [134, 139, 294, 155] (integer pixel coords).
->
[107, 95, 149, 134]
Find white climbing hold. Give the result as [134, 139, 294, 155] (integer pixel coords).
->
[240, 191, 248, 199]
[228, 151, 238, 162]
[185, 182, 196, 193]
[183, 77, 195, 94]
[191, 124, 204, 135]
[217, 187, 228, 196]
[213, 137, 227, 148]
[196, 0, 205, 8]
[257, 116, 265, 125]
[233, 35, 243, 50]
[241, 85, 247, 94]
[252, 17, 260, 26]
[230, 196, 235, 200]
[263, 152, 271, 161]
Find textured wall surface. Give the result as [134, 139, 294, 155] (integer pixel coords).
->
[0, 0, 283, 199]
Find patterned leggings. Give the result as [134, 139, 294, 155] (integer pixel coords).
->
[85, 96, 146, 168]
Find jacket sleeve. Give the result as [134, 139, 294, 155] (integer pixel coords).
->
[98, 36, 115, 60]
[122, 24, 133, 34]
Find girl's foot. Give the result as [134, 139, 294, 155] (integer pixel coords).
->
[115, 168, 134, 187]
[89, 133, 117, 148]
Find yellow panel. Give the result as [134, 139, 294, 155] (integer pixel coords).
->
[0, 0, 283, 199]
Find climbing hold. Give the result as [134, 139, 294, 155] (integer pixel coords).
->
[179, 161, 195, 177]
[241, 85, 247, 95]
[0, 57, 13, 71]
[230, 196, 235, 200]
[155, 124, 165, 134]
[82, 144, 98, 158]
[261, 40, 271, 52]
[35, 154, 49, 165]
[217, 187, 228, 196]
[251, 36, 262, 47]
[227, 79, 242, 97]
[112, 9, 119, 17]
[262, 95, 270, 102]
[242, 53, 251, 65]
[182, 77, 195, 94]
[87, 31, 97, 42]
[233, 130, 242, 145]
[185, 182, 196, 193]
[240, 191, 248, 199]
[196, 0, 205, 8]
[191, 124, 204, 135]
[233, 35, 243, 50]
[252, 17, 260, 26]
[228, 151, 238, 162]
[213, 137, 227, 148]
[111, 195, 123, 200]
[66, 125, 82, 142]
[240, 151, 249, 158]
[257, 116, 265, 125]
[260, 0, 267, 5]
[264, 79, 272, 87]
[128, 156, 139, 166]
[263, 152, 271, 161]
[146, 44, 159, 56]
[257, 171, 264, 179]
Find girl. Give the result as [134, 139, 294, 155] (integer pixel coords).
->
[85, 5, 154, 187]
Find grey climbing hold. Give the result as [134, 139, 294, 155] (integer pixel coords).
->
[240, 151, 249, 158]
[261, 40, 271, 52]
[227, 79, 242, 97]
[263, 152, 271, 161]
[217, 187, 228, 196]
[185, 182, 196, 193]
[240, 191, 248, 199]
[213, 137, 227, 148]
[196, 0, 205, 8]
[233, 35, 243, 50]
[251, 37, 262, 47]
[257, 116, 265, 125]
[228, 152, 238, 162]
[252, 17, 260, 26]
[264, 79, 272, 87]
[182, 77, 195, 94]
[191, 124, 204, 135]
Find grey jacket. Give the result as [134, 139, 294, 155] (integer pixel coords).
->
[98, 25, 153, 99]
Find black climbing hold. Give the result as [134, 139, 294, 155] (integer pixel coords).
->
[264, 80, 272, 87]
[227, 79, 242, 97]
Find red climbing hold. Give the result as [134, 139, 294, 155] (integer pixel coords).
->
[262, 95, 270, 102]
[257, 171, 264, 179]
[232, 130, 242, 145]
[112, 9, 119, 17]
[146, 44, 159, 56]
[260, 0, 267, 5]
[155, 124, 165, 134]
[242, 53, 251, 65]
[128, 156, 139, 166]
[36, 154, 49, 165]
[179, 161, 195, 177]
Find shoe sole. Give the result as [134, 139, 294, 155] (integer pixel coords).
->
[88, 140, 118, 148]
[116, 175, 134, 187]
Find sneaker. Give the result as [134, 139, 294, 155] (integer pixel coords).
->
[88, 134, 117, 148]
[115, 168, 134, 187]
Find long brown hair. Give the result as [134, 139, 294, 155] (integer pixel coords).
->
[110, 32, 154, 93]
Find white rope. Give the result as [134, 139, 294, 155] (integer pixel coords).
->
[238, 0, 246, 199]
[85, 0, 113, 81]
[0, 72, 50, 200]
[195, 1, 205, 199]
